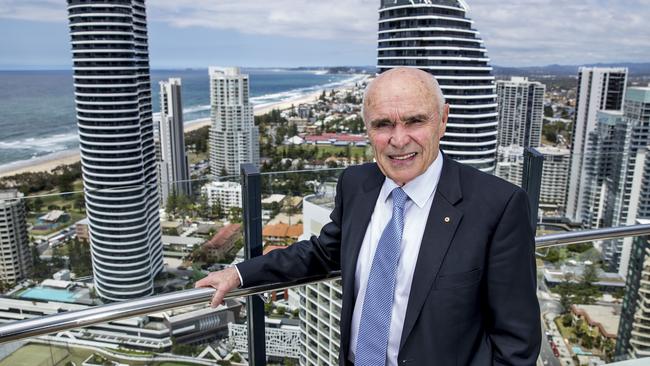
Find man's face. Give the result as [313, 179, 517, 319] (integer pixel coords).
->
[364, 72, 447, 186]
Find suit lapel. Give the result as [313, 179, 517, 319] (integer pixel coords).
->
[340, 163, 384, 357]
[399, 157, 464, 350]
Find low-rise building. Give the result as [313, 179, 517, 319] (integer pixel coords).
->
[0, 296, 242, 351]
[570, 304, 619, 342]
[229, 317, 300, 361]
[75, 218, 90, 242]
[161, 235, 204, 258]
[201, 182, 242, 211]
[543, 265, 626, 293]
[202, 224, 242, 261]
[262, 223, 303, 245]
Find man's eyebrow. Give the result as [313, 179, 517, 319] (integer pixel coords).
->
[403, 114, 431, 123]
[369, 118, 393, 127]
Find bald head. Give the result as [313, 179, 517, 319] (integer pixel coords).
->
[362, 67, 446, 124]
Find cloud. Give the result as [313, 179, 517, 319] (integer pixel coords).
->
[468, 0, 650, 65]
[1, 0, 649, 66]
[148, 0, 378, 43]
[0, 0, 66, 22]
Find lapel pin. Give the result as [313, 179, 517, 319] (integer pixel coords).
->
[444, 217, 450, 223]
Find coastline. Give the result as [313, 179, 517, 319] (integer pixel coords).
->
[0, 75, 367, 178]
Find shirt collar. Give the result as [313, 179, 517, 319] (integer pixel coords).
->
[379, 152, 444, 209]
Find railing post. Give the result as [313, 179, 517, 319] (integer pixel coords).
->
[522, 147, 544, 230]
[241, 163, 266, 365]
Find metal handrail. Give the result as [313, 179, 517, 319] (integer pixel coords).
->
[0, 223, 649, 344]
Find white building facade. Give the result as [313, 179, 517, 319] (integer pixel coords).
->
[297, 190, 342, 365]
[208, 67, 260, 177]
[566, 67, 628, 224]
[496, 77, 545, 149]
[201, 182, 242, 211]
[158, 78, 191, 205]
[67, 0, 164, 301]
[605, 87, 650, 275]
[0, 190, 32, 284]
[537, 146, 570, 210]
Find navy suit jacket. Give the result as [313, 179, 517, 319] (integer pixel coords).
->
[237, 156, 541, 365]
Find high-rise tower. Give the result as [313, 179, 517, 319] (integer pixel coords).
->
[158, 78, 191, 205]
[67, 0, 163, 301]
[208, 67, 260, 176]
[565, 67, 627, 224]
[616, 219, 650, 359]
[606, 87, 650, 275]
[377, 0, 498, 172]
[0, 190, 32, 285]
[496, 77, 545, 149]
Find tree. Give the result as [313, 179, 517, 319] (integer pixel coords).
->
[0, 280, 11, 293]
[33, 197, 44, 212]
[544, 105, 554, 118]
[31, 246, 49, 281]
[231, 352, 242, 362]
[212, 198, 224, 219]
[51, 245, 66, 270]
[582, 264, 598, 285]
[68, 238, 92, 277]
[166, 191, 178, 215]
[229, 207, 243, 223]
[73, 195, 85, 212]
[197, 194, 211, 218]
[288, 123, 298, 137]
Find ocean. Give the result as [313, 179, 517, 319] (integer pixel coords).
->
[0, 69, 365, 169]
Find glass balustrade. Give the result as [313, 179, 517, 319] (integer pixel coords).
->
[0, 152, 649, 365]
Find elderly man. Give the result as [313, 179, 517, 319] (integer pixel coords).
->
[197, 67, 541, 365]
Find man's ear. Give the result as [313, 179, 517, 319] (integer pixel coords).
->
[439, 104, 450, 134]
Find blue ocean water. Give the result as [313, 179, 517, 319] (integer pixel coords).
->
[0, 69, 364, 168]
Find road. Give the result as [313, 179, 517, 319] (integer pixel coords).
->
[538, 278, 574, 366]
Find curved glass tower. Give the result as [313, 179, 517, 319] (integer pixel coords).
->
[377, 0, 498, 172]
[67, 0, 163, 301]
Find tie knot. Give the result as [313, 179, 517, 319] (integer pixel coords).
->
[391, 187, 409, 210]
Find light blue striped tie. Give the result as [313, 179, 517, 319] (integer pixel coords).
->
[355, 187, 409, 366]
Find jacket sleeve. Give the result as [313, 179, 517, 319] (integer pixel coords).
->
[235, 169, 345, 287]
[486, 188, 541, 365]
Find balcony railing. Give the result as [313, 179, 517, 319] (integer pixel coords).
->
[0, 224, 648, 361]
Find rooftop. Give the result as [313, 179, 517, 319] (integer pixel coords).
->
[571, 304, 620, 338]
[0, 189, 21, 201]
[161, 235, 205, 247]
[262, 223, 303, 238]
[204, 224, 242, 249]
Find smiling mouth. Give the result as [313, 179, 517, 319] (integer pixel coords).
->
[390, 152, 417, 161]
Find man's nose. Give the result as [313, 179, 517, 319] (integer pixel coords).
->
[389, 124, 410, 149]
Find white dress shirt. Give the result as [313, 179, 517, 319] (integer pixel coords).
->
[349, 153, 443, 366]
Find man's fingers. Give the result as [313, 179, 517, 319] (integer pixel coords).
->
[195, 275, 212, 288]
[211, 289, 225, 308]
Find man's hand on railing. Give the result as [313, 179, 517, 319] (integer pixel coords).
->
[195, 267, 241, 308]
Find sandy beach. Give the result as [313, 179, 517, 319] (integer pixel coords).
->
[0, 76, 366, 178]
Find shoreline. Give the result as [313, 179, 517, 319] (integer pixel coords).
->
[0, 75, 368, 178]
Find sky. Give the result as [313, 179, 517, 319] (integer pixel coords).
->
[0, 0, 648, 69]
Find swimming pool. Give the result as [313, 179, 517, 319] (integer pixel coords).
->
[19, 287, 77, 303]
